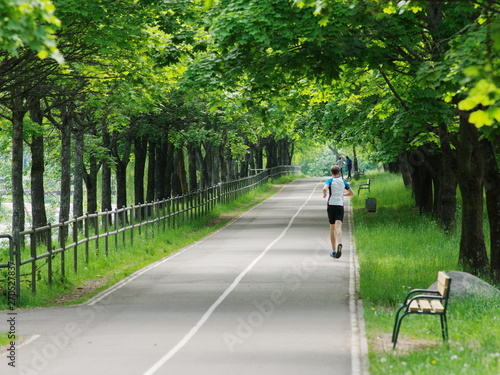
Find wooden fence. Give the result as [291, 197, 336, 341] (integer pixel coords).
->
[0, 166, 300, 302]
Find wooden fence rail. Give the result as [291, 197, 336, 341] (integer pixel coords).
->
[0, 166, 300, 302]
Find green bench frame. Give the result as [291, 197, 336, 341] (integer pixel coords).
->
[392, 271, 452, 349]
[357, 179, 371, 195]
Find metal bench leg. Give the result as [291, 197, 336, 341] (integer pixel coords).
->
[440, 314, 449, 342]
[392, 309, 407, 349]
[392, 308, 403, 343]
[392, 319, 403, 349]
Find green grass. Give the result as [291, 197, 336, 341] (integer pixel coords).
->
[351, 172, 500, 375]
[2, 172, 498, 374]
[0, 332, 11, 347]
[0, 175, 299, 310]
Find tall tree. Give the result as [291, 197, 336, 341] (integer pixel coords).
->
[197, 0, 498, 277]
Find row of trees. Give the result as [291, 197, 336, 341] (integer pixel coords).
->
[194, 0, 499, 280]
[0, 0, 498, 280]
[0, 1, 295, 241]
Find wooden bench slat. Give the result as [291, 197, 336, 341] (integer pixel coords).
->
[437, 282, 446, 296]
[393, 271, 452, 348]
[409, 298, 443, 313]
[431, 300, 445, 313]
[438, 271, 451, 287]
[409, 300, 419, 312]
[437, 271, 451, 296]
[419, 299, 432, 312]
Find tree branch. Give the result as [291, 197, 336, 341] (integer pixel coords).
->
[379, 68, 410, 111]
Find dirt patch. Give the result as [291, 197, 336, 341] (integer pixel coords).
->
[205, 213, 237, 228]
[371, 332, 441, 355]
[50, 277, 111, 306]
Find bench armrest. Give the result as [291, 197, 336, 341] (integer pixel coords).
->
[402, 289, 439, 303]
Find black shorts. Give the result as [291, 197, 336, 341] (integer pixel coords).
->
[327, 205, 344, 224]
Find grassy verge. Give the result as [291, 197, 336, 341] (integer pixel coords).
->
[350, 172, 500, 374]
[0, 175, 299, 311]
[0, 332, 10, 348]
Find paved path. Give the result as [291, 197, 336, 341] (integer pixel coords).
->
[2, 178, 368, 375]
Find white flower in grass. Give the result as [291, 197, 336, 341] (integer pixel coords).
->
[380, 357, 387, 363]
[450, 355, 458, 360]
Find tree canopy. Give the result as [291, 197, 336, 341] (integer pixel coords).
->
[0, 0, 498, 280]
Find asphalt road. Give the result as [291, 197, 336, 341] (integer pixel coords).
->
[2, 178, 368, 375]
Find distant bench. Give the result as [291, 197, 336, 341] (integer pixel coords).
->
[392, 271, 452, 349]
[357, 179, 371, 195]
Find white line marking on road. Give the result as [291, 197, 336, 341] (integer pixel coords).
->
[85, 184, 290, 307]
[143, 182, 322, 375]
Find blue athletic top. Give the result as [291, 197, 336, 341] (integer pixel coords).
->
[325, 177, 350, 206]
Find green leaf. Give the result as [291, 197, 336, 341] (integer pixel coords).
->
[469, 110, 493, 127]
[458, 97, 478, 111]
[203, 0, 215, 11]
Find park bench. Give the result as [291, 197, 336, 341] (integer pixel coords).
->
[392, 271, 452, 349]
[357, 179, 371, 195]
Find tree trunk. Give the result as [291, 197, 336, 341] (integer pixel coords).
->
[146, 141, 156, 203]
[420, 150, 457, 232]
[398, 153, 413, 188]
[279, 137, 294, 165]
[479, 137, 500, 282]
[114, 137, 131, 217]
[352, 146, 359, 172]
[134, 136, 147, 205]
[437, 123, 458, 232]
[73, 129, 84, 219]
[208, 144, 221, 185]
[264, 136, 278, 168]
[59, 108, 72, 235]
[84, 153, 99, 215]
[175, 146, 187, 194]
[155, 141, 167, 199]
[30, 134, 47, 228]
[116, 161, 128, 224]
[434, 155, 457, 232]
[220, 148, 228, 182]
[240, 150, 250, 178]
[456, 111, 489, 274]
[11, 99, 26, 240]
[253, 141, 264, 170]
[411, 164, 433, 213]
[28, 98, 47, 238]
[195, 145, 208, 188]
[277, 138, 286, 165]
[165, 141, 175, 196]
[187, 142, 198, 191]
[101, 124, 112, 214]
